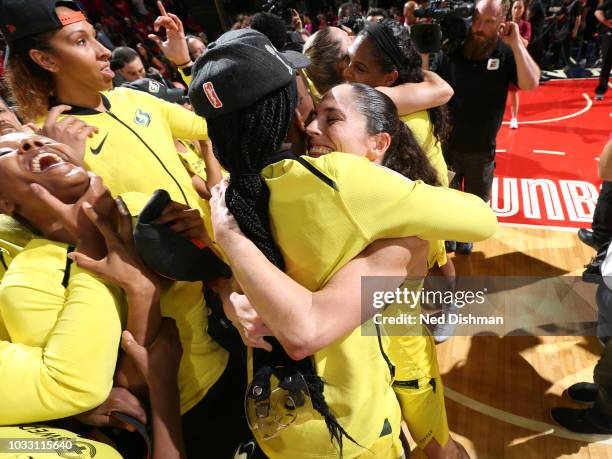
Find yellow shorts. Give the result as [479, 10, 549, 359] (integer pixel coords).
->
[0, 425, 122, 458]
[393, 373, 450, 450]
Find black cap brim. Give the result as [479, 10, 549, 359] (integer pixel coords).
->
[281, 50, 310, 69]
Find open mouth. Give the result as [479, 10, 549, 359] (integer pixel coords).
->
[308, 145, 333, 157]
[0, 122, 17, 135]
[30, 151, 65, 173]
[100, 64, 115, 79]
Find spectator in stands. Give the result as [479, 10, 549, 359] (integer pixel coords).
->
[432, 0, 539, 254]
[95, 22, 115, 50]
[186, 34, 207, 61]
[366, 8, 389, 22]
[404, 1, 419, 27]
[0, 96, 22, 136]
[527, 0, 546, 70]
[111, 46, 146, 85]
[508, 0, 532, 129]
[594, 0, 612, 100]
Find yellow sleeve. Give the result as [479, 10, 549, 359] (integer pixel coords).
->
[0, 265, 124, 425]
[179, 67, 192, 86]
[158, 95, 208, 141]
[334, 155, 497, 242]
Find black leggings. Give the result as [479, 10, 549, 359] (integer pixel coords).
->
[182, 353, 266, 458]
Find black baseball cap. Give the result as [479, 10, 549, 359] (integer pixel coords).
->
[122, 78, 187, 104]
[188, 28, 310, 119]
[133, 189, 232, 282]
[0, 0, 87, 60]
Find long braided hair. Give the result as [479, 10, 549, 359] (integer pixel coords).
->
[360, 19, 452, 144]
[349, 83, 440, 185]
[207, 80, 358, 453]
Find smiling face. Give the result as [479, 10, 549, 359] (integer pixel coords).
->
[0, 133, 90, 220]
[306, 84, 381, 161]
[30, 7, 114, 93]
[344, 35, 397, 87]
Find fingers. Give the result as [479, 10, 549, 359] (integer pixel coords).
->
[108, 387, 147, 425]
[147, 32, 163, 46]
[67, 251, 99, 272]
[168, 13, 184, 34]
[121, 330, 146, 356]
[29, 183, 69, 218]
[82, 203, 122, 250]
[115, 196, 134, 243]
[43, 105, 72, 130]
[154, 15, 177, 33]
[157, 0, 168, 17]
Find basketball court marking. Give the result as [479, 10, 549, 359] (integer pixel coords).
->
[444, 387, 612, 445]
[533, 150, 566, 155]
[501, 93, 592, 125]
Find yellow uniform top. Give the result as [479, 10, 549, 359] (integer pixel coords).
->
[401, 111, 450, 267]
[254, 152, 497, 458]
[401, 111, 449, 188]
[0, 216, 32, 281]
[50, 87, 217, 248]
[0, 193, 228, 424]
[0, 239, 124, 425]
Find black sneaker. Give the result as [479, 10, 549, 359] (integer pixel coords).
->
[567, 382, 597, 404]
[595, 93, 605, 101]
[551, 407, 612, 434]
[578, 228, 600, 250]
[455, 242, 473, 255]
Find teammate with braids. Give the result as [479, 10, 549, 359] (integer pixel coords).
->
[190, 29, 496, 458]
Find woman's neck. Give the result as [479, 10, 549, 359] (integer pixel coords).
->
[54, 82, 106, 112]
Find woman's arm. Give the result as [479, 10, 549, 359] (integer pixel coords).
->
[376, 70, 453, 115]
[211, 183, 429, 360]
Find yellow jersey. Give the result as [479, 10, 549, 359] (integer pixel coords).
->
[252, 152, 496, 458]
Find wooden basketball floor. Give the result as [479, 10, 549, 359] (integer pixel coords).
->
[435, 79, 611, 458]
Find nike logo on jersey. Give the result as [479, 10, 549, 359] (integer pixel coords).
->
[233, 440, 256, 459]
[90, 133, 109, 155]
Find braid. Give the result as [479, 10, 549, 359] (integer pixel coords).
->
[207, 84, 295, 269]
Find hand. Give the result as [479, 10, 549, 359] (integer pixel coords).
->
[499, 21, 522, 48]
[121, 318, 183, 387]
[41, 105, 99, 166]
[209, 178, 245, 247]
[292, 9, 303, 31]
[152, 201, 210, 244]
[148, 1, 191, 66]
[75, 387, 147, 430]
[29, 175, 115, 259]
[211, 278, 272, 352]
[67, 196, 160, 294]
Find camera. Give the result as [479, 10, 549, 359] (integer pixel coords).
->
[262, 0, 293, 25]
[410, 0, 474, 54]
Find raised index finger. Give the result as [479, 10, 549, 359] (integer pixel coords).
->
[157, 0, 168, 17]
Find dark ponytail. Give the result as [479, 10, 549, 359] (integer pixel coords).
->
[207, 84, 294, 268]
[350, 82, 439, 186]
[360, 19, 452, 144]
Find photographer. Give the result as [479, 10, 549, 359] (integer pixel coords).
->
[432, 0, 539, 254]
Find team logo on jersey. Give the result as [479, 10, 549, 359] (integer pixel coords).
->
[233, 440, 256, 459]
[90, 132, 109, 155]
[203, 81, 223, 109]
[134, 109, 151, 127]
[148, 80, 161, 94]
[487, 58, 500, 70]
